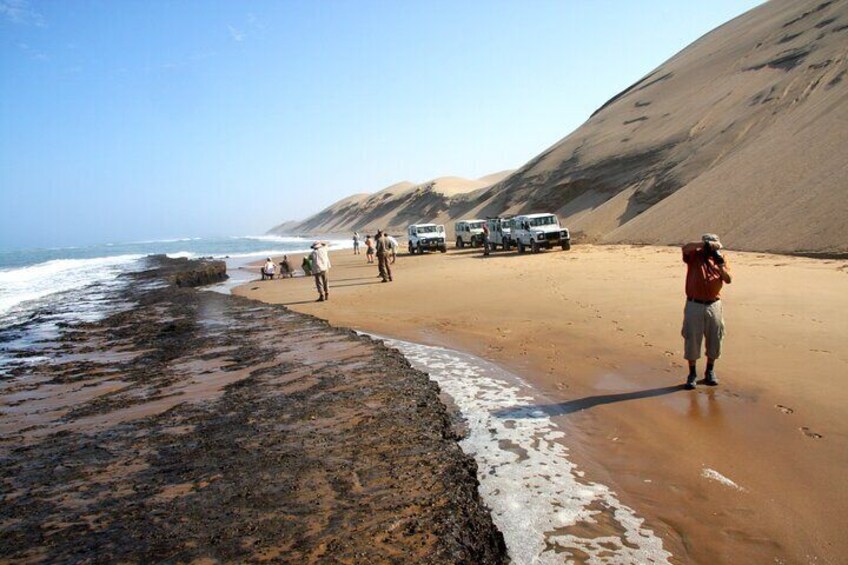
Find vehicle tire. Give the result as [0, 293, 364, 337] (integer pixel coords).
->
[440, 246, 447, 253]
[457, 238, 464, 249]
[531, 241, 539, 254]
[517, 241, 525, 254]
[471, 236, 478, 248]
[408, 243, 415, 255]
[417, 243, 424, 255]
[503, 238, 510, 251]
[561, 241, 571, 251]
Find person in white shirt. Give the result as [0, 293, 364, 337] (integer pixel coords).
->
[262, 258, 276, 280]
[310, 242, 331, 301]
[386, 234, 399, 264]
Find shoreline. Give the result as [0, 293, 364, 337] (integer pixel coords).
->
[235, 243, 848, 564]
[0, 257, 506, 563]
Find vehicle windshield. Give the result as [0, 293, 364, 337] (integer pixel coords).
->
[528, 216, 558, 227]
[417, 225, 438, 233]
[468, 221, 484, 229]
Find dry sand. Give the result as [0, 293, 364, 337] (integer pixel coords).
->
[236, 244, 848, 564]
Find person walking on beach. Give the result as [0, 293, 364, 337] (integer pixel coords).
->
[365, 235, 375, 264]
[375, 230, 393, 283]
[386, 234, 399, 264]
[310, 242, 331, 301]
[353, 232, 360, 255]
[681, 234, 732, 389]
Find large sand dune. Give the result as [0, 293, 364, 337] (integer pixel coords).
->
[271, 0, 848, 253]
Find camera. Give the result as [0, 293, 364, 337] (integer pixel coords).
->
[703, 242, 725, 265]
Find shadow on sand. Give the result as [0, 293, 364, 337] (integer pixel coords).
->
[493, 385, 684, 419]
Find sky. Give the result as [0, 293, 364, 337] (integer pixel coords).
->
[0, 0, 763, 250]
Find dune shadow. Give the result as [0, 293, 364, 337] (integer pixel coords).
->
[494, 385, 684, 419]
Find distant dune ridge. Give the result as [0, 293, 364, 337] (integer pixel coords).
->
[270, 0, 848, 253]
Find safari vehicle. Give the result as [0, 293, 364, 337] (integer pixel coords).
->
[485, 216, 514, 251]
[454, 219, 486, 248]
[407, 223, 447, 254]
[511, 213, 571, 253]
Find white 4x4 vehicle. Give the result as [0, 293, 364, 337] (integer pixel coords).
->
[512, 213, 571, 253]
[407, 223, 447, 254]
[454, 220, 486, 248]
[486, 216, 513, 251]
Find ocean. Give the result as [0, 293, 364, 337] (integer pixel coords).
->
[0, 235, 351, 372]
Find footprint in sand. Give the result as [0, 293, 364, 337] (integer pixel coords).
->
[800, 427, 823, 439]
[775, 404, 794, 415]
[798, 426, 824, 439]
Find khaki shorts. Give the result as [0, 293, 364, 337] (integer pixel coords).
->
[682, 300, 725, 361]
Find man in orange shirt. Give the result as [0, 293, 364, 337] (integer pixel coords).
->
[681, 234, 733, 389]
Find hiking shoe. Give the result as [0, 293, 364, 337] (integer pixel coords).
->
[684, 375, 697, 390]
[704, 371, 719, 386]
[316, 296, 325, 302]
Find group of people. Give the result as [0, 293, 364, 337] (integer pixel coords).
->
[261, 256, 295, 280]
[261, 230, 733, 389]
[353, 231, 398, 266]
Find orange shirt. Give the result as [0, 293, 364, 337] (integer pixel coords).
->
[683, 249, 724, 301]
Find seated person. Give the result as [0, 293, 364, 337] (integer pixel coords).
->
[262, 258, 276, 280]
[301, 256, 313, 276]
[280, 255, 294, 278]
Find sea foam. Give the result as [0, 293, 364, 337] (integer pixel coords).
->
[0, 254, 144, 316]
[382, 337, 672, 564]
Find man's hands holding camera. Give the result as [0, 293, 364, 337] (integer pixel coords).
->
[703, 241, 726, 265]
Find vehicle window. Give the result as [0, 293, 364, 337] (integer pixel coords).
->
[529, 216, 558, 227]
[419, 226, 437, 233]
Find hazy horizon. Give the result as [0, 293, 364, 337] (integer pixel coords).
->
[1, 0, 763, 251]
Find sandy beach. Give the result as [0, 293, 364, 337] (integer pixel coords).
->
[236, 244, 848, 564]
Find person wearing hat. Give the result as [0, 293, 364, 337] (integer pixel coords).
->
[681, 234, 733, 389]
[310, 242, 332, 301]
[375, 229, 393, 283]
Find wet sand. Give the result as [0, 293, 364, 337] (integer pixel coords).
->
[0, 257, 505, 563]
[236, 245, 848, 564]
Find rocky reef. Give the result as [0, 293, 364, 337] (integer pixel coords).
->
[0, 257, 506, 563]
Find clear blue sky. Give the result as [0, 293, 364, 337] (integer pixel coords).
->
[1, 0, 762, 249]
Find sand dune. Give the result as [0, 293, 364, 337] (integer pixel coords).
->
[270, 175, 508, 236]
[271, 0, 847, 253]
